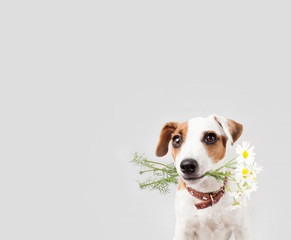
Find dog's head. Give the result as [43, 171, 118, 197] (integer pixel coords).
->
[155, 114, 243, 184]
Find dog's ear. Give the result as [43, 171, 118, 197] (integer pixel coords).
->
[213, 115, 243, 145]
[156, 122, 179, 157]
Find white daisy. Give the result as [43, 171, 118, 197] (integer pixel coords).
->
[226, 142, 262, 208]
[235, 141, 256, 165]
[235, 159, 262, 185]
[235, 161, 252, 184]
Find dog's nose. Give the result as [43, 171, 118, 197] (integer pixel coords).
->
[180, 159, 198, 175]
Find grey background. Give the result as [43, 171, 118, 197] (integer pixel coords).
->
[0, 1, 290, 239]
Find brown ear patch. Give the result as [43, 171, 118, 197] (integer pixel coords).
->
[155, 122, 179, 157]
[227, 120, 243, 144]
[155, 121, 188, 159]
[203, 131, 227, 163]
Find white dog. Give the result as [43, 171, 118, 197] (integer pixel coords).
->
[156, 114, 250, 240]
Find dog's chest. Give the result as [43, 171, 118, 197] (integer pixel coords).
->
[175, 189, 237, 230]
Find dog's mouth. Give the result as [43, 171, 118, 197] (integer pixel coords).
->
[182, 174, 205, 181]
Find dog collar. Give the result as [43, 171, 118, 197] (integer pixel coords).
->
[183, 177, 227, 210]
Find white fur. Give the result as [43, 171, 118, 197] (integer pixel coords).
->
[173, 115, 250, 240]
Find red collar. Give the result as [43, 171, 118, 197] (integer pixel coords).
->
[184, 177, 227, 210]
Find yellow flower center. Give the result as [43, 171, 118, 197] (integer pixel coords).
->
[242, 169, 248, 175]
[243, 150, 248, 159]
[254, 177, 256, 180]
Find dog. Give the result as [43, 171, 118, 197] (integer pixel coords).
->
[155, 114, 250, 240]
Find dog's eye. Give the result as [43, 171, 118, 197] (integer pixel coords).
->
[204, 132, 217, 144]
[172, 135, 182, 148]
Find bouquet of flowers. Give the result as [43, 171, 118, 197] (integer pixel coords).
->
[131, 141, 262, 210]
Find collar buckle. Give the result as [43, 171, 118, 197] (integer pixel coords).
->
[210, 193, 214, 206]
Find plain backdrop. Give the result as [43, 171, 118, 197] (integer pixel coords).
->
[0, 1, 290, 239]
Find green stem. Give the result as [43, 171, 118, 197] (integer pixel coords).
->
[140, 169, 176, 174]
[214, 157, 237, 172]
[236, 182, 241, 191]
[144, 160, 173, 169]
[140, 174, 179, 188]
[135, 159, 176, 174]
[140, 169, 157, 174]
[135, 159, 164, 171]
